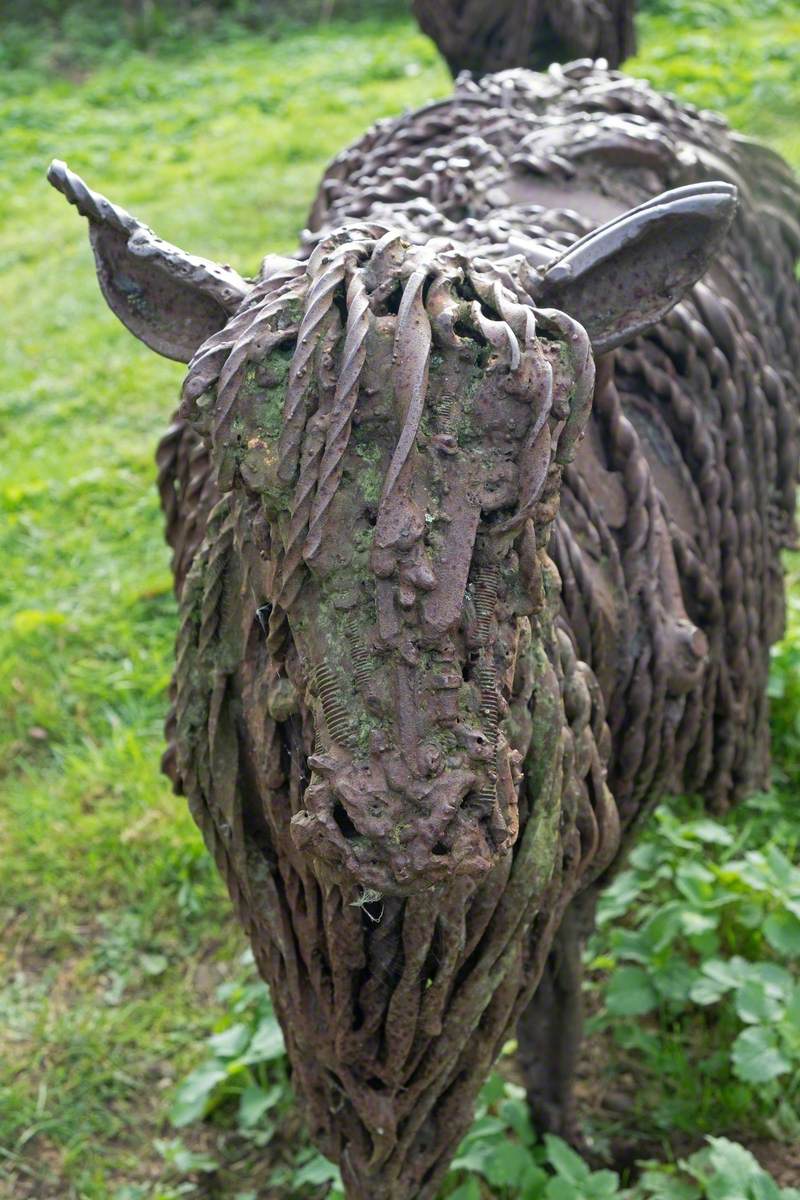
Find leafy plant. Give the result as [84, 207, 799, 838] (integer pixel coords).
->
[637, 1137, 800, 1200]
[589, 790, 800, 1139]
[169, 949, 290, 1137]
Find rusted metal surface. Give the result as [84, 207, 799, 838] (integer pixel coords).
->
[50, 57, 800, 1200]
[412, 0, 637, 76]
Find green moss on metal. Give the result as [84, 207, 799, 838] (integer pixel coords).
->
[256, 348, 294, 440]
[354, 440, 382, 505]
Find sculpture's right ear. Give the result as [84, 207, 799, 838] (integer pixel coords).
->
[531, 181, 738, 353]
[47, 160, 252, 363]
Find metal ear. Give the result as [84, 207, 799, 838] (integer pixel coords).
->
[532, 181, 738, 353]
[48, 159, 251, 362]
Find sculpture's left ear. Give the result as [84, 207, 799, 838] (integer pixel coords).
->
[47, 160, 252, 363]
[533, 182, 738, 353]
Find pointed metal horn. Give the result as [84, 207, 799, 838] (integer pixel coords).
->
[48, 159, 250, 312]
[48, 160, 251, 361]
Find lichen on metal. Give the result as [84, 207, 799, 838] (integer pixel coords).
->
[49, 56, 800, 1200]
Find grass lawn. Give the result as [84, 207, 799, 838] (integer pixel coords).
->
[1, 5, 799, 1199]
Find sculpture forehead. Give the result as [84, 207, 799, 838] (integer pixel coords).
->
[183, 219, 603, 572]
[178, 236, 592, 896]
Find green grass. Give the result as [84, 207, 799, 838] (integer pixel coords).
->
[0, 5, 798, 1199]
[631, 1, 800, 167]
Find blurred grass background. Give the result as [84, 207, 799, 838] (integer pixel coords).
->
[1, 2, 799, 1198]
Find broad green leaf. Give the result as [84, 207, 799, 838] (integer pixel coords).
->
[629, 842, 663, 872]
[640, 902, 683, 953]
[737, 900, 768, 929]
[676, 864, 719, 902]
[444, 1181, 481, 1200]
[208, 1022, 251, 1059]
[764, 845, 796, 890]
[500, 1095, 536, 1146]
[689, 957, 751, 1005]
[689, 974, 726, 1006]
[169, 1060, 228, 1127]
[484, 1142, 545, 1189]
[597, 871, 647, 922]
[545, 1179, 582, 1200]
[605, 966, 658, 1016]
[766, 1095, 800, 1143]
[750, 962, 795, 997]
[735, 978, 786, 1024]
[462, 1115, 507, 1142]
[292, 1152, 341, 1188]
[703, 1136, 782, 1200]
[451, 1143, 499, 1177]
[238, 1083, 282, 1128]
[652, 959, 697, 1005]
[731, 1026, 791, 1083]
[243, 1014, 285, 1063]
[479, 1072, 508, 1105]
[588, 954, 616, 971]
[610, 928, 650, 964]
[680, 909, 718, 937]
[544, 1134, 590, 1184]
[688, 930, 721, 960]
[587, 1169, 622, 1196]
[705, 1135, 765, 1177]
[748, 1179, 784, 1200]
[764, 910, 800, 955]
[782, 984, 800, 1037]
[546, 1172, 619, 1200]
[638, 1167, 701, 1199]
[682, 819, 734, 846]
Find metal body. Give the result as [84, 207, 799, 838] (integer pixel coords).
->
[50, 59, 800, 1200]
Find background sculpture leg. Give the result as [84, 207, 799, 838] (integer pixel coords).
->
[516, 890, 598, 1144]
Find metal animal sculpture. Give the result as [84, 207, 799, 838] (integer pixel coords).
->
[49, 58, 799, 1200]
[412, 0, 637, 76]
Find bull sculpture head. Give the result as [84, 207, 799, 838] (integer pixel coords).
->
[48, 159, 734, 896]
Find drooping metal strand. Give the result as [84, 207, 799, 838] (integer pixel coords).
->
[304, 267, 371, 562]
